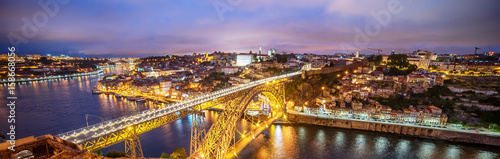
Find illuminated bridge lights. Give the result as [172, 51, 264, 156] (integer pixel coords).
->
[56, 71, 301, 152]
[193, 83, 287, 158]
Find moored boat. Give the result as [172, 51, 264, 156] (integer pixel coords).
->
[136, 98, 146, 102]
[92, 89, 102, 94]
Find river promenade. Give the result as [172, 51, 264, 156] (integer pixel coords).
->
[0, 69, 104, 84]
[286, 111, 500, 147]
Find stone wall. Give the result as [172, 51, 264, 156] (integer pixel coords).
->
[287, 113, 500, 147]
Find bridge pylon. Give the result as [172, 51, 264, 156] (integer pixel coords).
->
[190, 110, 205, 156]
[125, 126, 144, 158]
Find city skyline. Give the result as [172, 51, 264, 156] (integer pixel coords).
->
[2, 1, 500, 158]
[1, 0, 500, 57]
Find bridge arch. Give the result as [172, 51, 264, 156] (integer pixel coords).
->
[235, 83, 285, 117]
[192, 83, 286, 159]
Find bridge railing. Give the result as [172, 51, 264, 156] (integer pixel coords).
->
[56, 71, 302, 143]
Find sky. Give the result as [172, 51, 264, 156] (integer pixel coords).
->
[1, 0, 499, 58]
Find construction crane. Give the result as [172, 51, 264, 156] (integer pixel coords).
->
[368, 48, 382, 55]
[85, 114, 104, 127]
[474, 47, 480, 55]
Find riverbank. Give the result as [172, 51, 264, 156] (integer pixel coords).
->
[286, 112, 500, 147]
[95, 89, 176, 105]
[0, 69, 104, 84]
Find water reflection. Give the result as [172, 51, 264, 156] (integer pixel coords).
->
[176, 118, 183, 134]
[445, 145, 462, 159]
[297, 126, 306, 145]
[273, 125, 283, 150]
[352, 134, 367, 158]
[396, 139, 411, 159]
[334, 131, 346, 152]
[314, 129, 327, 158]
[475, 150, 498, 159]
[418, 142, 436, 159]
[374, 137, 389, 157]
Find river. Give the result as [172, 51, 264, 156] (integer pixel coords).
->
[0, 65, 498, 159]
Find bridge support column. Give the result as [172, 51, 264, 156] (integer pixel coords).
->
[190, 110, 205, 156]
[125, 126, 144, 158]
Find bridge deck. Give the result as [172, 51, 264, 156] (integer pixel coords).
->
[56, 71, 301, 150]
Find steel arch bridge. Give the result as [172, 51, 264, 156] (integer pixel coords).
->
[191, 83, 286, 159]
[54, 71, 301, 157]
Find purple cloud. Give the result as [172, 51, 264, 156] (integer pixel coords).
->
[0, 0, 499, 57]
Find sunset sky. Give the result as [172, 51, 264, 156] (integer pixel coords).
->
[1, 0, 499, 57]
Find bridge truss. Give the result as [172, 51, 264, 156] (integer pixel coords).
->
[54, 71, 300, 157]
[191, 83, 286, 159]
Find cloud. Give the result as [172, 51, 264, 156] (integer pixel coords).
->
[0, 0, 499, 57]
[327, 0, 387, 16]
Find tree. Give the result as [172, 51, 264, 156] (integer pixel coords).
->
[94, 150, 103, 156]
[425, 85, 452, 97]
[407, 64, 418, 73]
[169, 147, 187, 158]
[367, 55, 383, 66]
[385, 67, 401, 76]
[105, 150, 127, 158]
[387, 54, 409, 69]
[160, 152, 169, 158]
[274, 54, 287, 63]
[39, 57, 53, 65]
